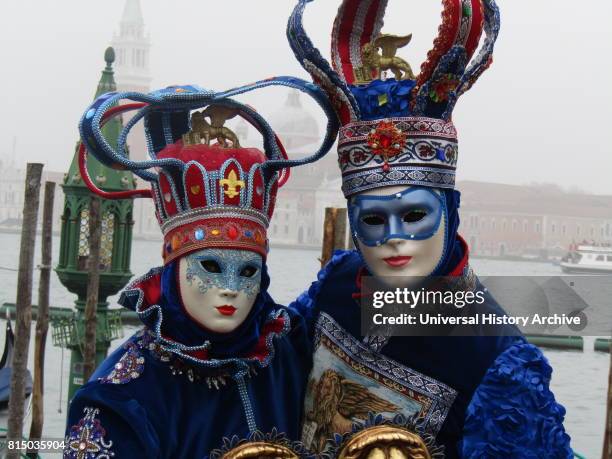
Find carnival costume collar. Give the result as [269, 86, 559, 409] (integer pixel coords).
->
[119, 265, 290, 374]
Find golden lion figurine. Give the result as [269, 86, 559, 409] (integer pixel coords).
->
[184, 106, 241, 148]
[361, 34, 416, 82]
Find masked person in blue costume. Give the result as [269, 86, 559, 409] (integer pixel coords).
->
[287, 0, 573, 457]
[63, 78, 338, 458]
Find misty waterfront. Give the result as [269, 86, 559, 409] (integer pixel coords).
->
[0, 232, 607, 458]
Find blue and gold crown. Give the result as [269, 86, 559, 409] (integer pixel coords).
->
[78, 77, 338, 263]
[288, 0, 500, 197]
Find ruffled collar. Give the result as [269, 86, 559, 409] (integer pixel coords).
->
[119, 267, 290, 377]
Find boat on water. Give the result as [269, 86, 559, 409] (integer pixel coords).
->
[0, 316, 33, 436]
[560, 245, 612, 274]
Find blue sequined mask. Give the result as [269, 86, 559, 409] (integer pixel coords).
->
[349, 187, 445, 247]
[185, 249, 263, 298]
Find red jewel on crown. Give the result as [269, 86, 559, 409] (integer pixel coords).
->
[366, 121, 407, 172]
[227, 225, 239, 240]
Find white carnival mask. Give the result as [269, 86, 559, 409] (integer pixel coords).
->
[178, 249, 262, 334]
[350, 185, 447, 284]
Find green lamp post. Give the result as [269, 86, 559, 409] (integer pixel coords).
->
[54, 47, 136, 401]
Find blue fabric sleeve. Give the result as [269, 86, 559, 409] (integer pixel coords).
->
[64, 384, 160, 458]
[286, 250, 355, 334]
[461, 342, 573, 458]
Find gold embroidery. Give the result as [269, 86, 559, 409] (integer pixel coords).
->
[305, 368, 398, 452]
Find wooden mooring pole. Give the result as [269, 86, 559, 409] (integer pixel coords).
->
[27, 181, 55, 458]
[6, 163, 43, 459]
[320, 208, 348, 268]
[82, 197, 102, 382]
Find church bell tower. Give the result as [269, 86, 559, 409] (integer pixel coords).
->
[111, 0, 153, 235]
[111, 0, 152, 94]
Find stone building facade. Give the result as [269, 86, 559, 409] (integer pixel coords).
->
[459, 181, 612, 259]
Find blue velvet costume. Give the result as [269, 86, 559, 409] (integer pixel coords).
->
[291, 246, 573, 458]
[64, 264, 313, 458]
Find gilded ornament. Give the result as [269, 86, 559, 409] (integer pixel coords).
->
[338, 426, 431, 459]
[355, 34, 416, 84]
[220, 170, 245, 199]
[221, 442, 299, 459]
[183, 105, 241, 148]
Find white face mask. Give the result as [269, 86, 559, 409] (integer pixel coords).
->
[354, 185, 446, 284]
[178, 249, 262, 334]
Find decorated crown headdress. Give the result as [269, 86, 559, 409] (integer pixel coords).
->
[79, 77, 339, 263]
[288, 0, 500, 197]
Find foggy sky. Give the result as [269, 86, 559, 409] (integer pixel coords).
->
[1, 0, 611, 194]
